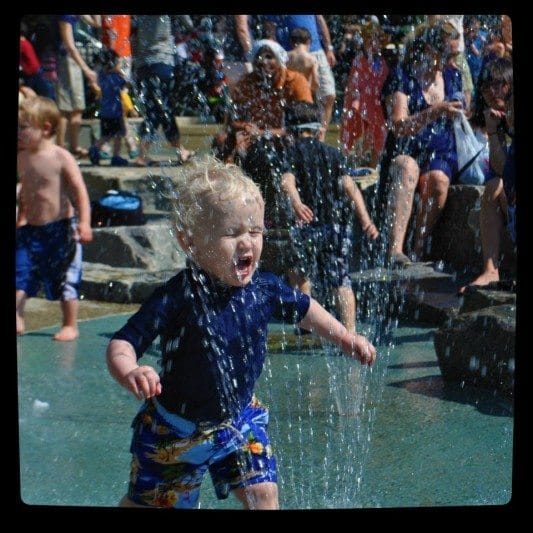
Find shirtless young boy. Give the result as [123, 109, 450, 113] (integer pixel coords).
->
[287, 27, 320, 96]
[17, 96, 93, 341]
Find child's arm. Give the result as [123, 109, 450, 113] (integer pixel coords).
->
[298, 298, 376, 366]
[61, 150, 93, 243]
[107, 339, 162, 400]
[342, 175, 379, 239]
[281, 171, 314, 223]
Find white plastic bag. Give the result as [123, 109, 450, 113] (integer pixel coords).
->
[453, 112, 486, 185]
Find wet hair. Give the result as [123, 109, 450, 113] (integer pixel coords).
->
[471, 57, 513, 127]
[18, 95, 60, 133]
[284, 101, 321, 133]
[169, 155, 264, 236]
[290, 27, 312, 46]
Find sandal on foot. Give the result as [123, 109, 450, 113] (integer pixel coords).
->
[71, 147, 89, 159]
[176, 149, 197, 165]
[389, 252, 413, 268]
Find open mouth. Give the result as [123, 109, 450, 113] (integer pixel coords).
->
[235, 256, 254, 278]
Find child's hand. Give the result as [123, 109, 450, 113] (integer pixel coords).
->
[341, 333, 376, 366]
[122, 365, 162, 401]
[294, 202, 314, 224]
[362, 221, 379, 240]
[77, 222, 93, 244]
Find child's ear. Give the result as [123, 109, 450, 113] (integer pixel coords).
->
[176, 231, 194, 255]
[42, 121, 54, 137]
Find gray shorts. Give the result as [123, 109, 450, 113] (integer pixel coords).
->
[312, 49, 336, 99]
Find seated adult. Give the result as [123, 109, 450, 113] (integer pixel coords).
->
[458, 57, 514, 293]
[376, 21, 464, 266]
[213, 39, 313, 228]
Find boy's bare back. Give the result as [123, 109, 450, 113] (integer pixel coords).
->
[287, 49, 319, 93]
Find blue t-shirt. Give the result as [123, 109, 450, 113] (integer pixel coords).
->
[112, 267, 310, 423]
[98, 71, 126, 119]
[264, 15, 322, 52]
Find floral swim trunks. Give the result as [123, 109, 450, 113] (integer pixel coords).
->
[127, 396, 277, 508]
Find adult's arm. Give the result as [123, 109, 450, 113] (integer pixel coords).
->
[388, 91, 462, 137]
[316, 15, 336, 67]
[235, 15, 252, 57]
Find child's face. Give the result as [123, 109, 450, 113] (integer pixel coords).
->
[17, 119, 45, 151]
[188, 195, 265, 287]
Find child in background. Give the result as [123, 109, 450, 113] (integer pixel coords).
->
[106, 155, 376, 509]
[17, 96, 93, 341]
[281, 101, 379, 333]
[89, 48, 136, 166]
[287, 27, 320, 96]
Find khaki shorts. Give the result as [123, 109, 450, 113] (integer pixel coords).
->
[55, 54, 86, 112]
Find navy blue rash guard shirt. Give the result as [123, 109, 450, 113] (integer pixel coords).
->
[112, 267, 310, 423]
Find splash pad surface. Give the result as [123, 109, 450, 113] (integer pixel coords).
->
[17, 314, 512, 509]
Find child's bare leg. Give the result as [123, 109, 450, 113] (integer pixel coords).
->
[112, 136, 123, 157]
[335, 285, 356, 333]
[233, 482, 279, 510]
[53, 299, 79, 341]
[16, 290, 27, 335]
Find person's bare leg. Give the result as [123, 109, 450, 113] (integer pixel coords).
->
[386, 155, 419, 259]
[233, 482, 279, 510]
[133, 138, 152, 166]
[53, 299, 79, 341]
[459, 178, 506, 293]
[16, 290, 27, 335]
[112, 136, 122, 158]
[320, 93, 336, 133]
[413, 170, 449, 259]
[335, 285, 356, 333]
[67, 110, 83, 155]
[57, 113, 69, 148]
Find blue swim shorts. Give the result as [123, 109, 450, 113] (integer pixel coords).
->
[16, 218, 82, 301]
[126, 396, 277, 508]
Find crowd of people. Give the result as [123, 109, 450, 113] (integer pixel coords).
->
[17, 13, 515, 510]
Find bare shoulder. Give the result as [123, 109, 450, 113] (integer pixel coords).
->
[53, 144, 76, 163]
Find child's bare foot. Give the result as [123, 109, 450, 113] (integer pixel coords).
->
[16, 316, 25, 336]
[53, 326, 79, 342]
[458, 271, 500, 295]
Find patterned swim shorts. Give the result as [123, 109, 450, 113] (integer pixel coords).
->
[127, 396, 277, 508]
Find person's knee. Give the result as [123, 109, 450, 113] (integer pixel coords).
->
[235, 482, 279, 510]
[391, 155, 419, 190]
[426, 170, 450, 195]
